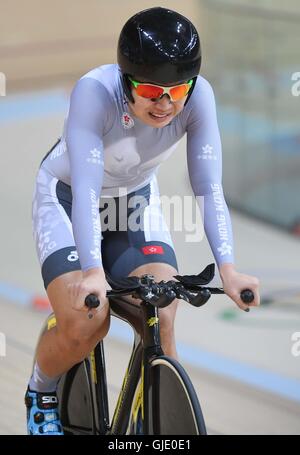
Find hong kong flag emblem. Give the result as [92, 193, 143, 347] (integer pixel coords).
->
[121, 112, 134, 129]
[142, 245, 164, 255]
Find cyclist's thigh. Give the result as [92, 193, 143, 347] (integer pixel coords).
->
[32, 172, 109, 333]
[33, 171, 82, 288]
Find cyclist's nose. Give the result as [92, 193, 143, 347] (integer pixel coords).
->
[155, 94, 172, 106]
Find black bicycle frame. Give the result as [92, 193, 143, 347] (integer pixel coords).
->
[103, 295, 164, 435]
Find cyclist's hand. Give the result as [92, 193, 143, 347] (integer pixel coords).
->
[68, 267, 110, 315]
[219, 263, 260, 311]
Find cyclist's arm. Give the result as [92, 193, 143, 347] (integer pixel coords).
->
[66, 77, 113, 273]
[186, 77, 235, 268]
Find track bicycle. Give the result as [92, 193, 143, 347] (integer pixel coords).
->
[34, 264, 254, 435]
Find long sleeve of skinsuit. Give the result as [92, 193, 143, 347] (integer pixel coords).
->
[186, 78, 235, 267]
[66, 77, 112, 272]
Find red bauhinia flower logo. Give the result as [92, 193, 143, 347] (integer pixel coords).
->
[121, 112, 134, 129]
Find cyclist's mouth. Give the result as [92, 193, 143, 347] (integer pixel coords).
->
[149, 112, 171, 122]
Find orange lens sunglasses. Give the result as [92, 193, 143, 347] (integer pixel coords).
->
[129, 77, 193, 102]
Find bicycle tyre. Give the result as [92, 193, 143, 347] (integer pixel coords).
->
[57, 341, 109, 435]
[148, 355, 207, 435]
[57, 361, 94, 434]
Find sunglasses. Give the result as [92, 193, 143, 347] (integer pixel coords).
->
[129, 77, 193, 102]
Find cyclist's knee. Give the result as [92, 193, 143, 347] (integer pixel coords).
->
[46, 272, 110, 351]
[57, 306, 110, 353]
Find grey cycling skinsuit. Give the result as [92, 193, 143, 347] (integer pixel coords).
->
[32, 64, 234, 288]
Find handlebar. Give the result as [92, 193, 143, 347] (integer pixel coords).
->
[84, 265, 255, 314]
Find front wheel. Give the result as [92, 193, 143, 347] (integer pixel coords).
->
[148, 356, 207, 435]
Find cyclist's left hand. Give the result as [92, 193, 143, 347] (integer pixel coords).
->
[219, 263, 260, 311]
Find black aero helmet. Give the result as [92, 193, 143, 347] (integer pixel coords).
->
[118, 7, 201, 103]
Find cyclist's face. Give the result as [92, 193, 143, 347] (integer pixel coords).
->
[128, 80, 187, 128]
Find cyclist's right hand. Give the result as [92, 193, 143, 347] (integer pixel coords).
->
[68, 267, 110, 314]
